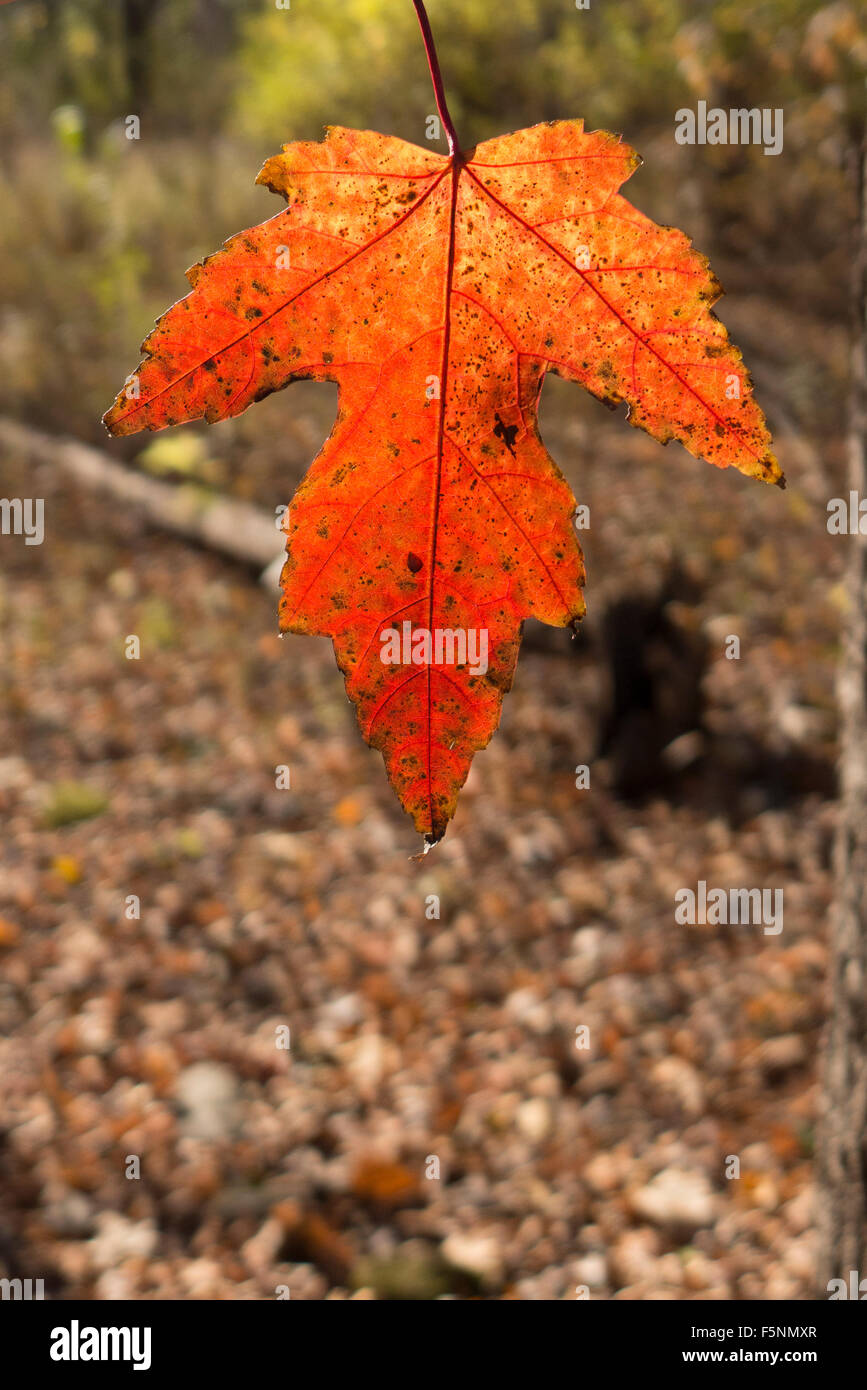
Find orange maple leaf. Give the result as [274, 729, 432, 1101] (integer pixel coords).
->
[104, 2, 781, 845]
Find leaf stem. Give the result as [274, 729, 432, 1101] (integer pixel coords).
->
[411, 0, 460, 157]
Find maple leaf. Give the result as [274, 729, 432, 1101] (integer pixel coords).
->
[104, 1, 781, 845]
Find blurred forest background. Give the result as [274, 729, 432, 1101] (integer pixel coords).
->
[0, 0, 865, 1300]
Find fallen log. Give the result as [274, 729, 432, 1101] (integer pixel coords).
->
[0, 417, 285, 583]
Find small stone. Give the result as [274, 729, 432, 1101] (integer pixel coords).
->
[574, 1252, 607, 1289]
[650, 1056, 704, 1117]
[682, 1251, 718, 1291]
[782, 1185, 813, 1235]
[756, 1035, 808, 1077]
[442, 1231, 503, 1288]
[583, 1151, 622, 1194]
[629, 1168, 716, 1235]
[175, 1061, 240, 1140]
[0, 756, 30, 791]
[610, 1229, 660, 1286]
[515, 1097, 552, 1143]
[43, 1190, 95, 1239]
[88, 1213, 158, 1272]
[241, 1217, 286, 1275]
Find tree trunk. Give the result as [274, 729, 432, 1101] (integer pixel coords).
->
[121, 0, 160, 116]
[817, 134, 867, 1292]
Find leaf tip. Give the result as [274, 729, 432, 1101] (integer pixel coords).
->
[101, 401, 125, 437]
[410, 831, 443, 862]
[758, 449, 784, 488]
[255, 152, 290, 198]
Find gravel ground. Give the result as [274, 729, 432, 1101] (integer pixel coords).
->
[0, 367, 844, 1299]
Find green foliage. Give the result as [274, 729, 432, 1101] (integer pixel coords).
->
[0, 0, 863, 454]
[229, 0, 865, 150]
[43, 781, 109, 828]
[136, 597, 178, 650]
[231, 0, 694, 148]
[6, 1, 860, 152]
[350, 1249, 454, 1299]
[137, 432, 218, 481]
